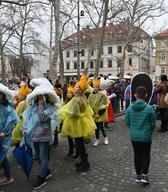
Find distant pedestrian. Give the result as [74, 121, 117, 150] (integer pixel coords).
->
[126, 86, 156, 184]
[124, 84, 131, 109]
[155, 74, 168, 132]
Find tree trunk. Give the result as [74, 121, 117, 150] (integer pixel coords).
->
[86, 46, 92, 69]
[94, 0, 109, 79]
[119, 58, 125, 79]
[17, 38, 24, 79]
[0, 27, 6, 84]
[49, 0, 60, 83]
[59, 40, 64, 86]
[0, 49, 6, 84]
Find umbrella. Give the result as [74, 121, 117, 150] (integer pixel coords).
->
[12, 136, 33, 178]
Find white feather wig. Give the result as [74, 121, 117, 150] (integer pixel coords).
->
[100, 78, 111, 90]
[30, 78, 54, 89]
[0, 83, 14, 101]
[27, 84, 59, 104]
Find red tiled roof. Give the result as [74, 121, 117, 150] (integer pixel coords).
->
[63, 21, 149, 46]
[156, 28, 168, 38]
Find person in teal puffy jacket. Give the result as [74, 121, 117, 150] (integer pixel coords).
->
[126, 86, 156, 184]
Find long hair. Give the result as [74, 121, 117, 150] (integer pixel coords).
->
[0, 93, 10, 106]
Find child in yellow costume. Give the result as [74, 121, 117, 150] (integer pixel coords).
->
[88, 79, 109, 147]
[58, 74, 96, 171]
[63, 86, 78, 159]
[12, 85, 30, 147]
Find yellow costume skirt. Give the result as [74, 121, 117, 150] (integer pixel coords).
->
[59, 97, 96, 139]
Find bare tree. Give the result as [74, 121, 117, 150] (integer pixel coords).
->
[0, 0, 49, 6]
[117, 0, 168, 78]
[49, 0, 60, 83]
[0, 4, 17, 83]
[94, 0, 109, 78]
[81, 0, 124, 78]
[5, 1, 47, 78]
[81, 0, 167, 78]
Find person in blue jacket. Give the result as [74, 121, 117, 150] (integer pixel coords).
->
[126, 86, 156, 184]
[0, 83, 18, 186]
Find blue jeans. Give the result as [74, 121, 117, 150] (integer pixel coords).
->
[1, 156, 11, 177]
[33, 142, 50, 178]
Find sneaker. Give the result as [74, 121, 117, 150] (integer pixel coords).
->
[46, 170, 52, 180]
[93, 139, 99, 147]
[134, 175, 141, 183]
[32, 176, 47, 190]
[141, 174, 150, 184]
[104, 137, 109, 145]
[64, 152, 75, 159]
[0, 176, 14, 186]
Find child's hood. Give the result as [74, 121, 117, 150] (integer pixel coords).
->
[131, 100, 147, 112]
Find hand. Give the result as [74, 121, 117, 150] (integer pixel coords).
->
[23, 130, 27, 135]
[0, 132, 6, 138]
[94, 114, 99, 118]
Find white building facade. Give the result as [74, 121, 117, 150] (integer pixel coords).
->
[62, 22, 154, 80]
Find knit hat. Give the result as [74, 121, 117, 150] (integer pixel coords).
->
[92, 79, 100, 87]
[99, 78, 111, 90]
[19, 84, 31, 97]
[75, 74, 89, 91]
[67, 86, 75, 93]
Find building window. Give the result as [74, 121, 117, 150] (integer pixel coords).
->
[74, 62, 77, 69]
[128, 45, 132, 52]
[108, 47, 112, 54]
[100, 61, 103, 68]
[81, 61, 85, 69]
[90, 61, 94, 69]
[81, 49, 85, 56]
[160, 52, 166, 61]
[91, 49, 94, 56]
[74, 50, 77, 57]
[161, 67, 165, 74]
[108, 60, 112, 68]
[160, 41, 166, 48]
[66, 51, 70, 57]
[118, 46, 122, 53]
[66, 62, 70, 70]
[129, 58, 132, 66]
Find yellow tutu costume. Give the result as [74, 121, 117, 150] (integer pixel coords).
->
[58, 96, 96, 139]
[12, 100, 28, 144]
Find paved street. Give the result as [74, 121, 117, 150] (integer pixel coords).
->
[1, 116, 168, 192]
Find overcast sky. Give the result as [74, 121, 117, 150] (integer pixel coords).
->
[39, 1, 168, 44]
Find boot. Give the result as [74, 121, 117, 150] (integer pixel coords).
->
[76, 154, 90, 172]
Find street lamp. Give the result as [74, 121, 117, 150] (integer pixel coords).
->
[77, 0, 84, 80]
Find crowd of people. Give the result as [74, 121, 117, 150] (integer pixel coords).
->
[0, 73, 168, 190]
